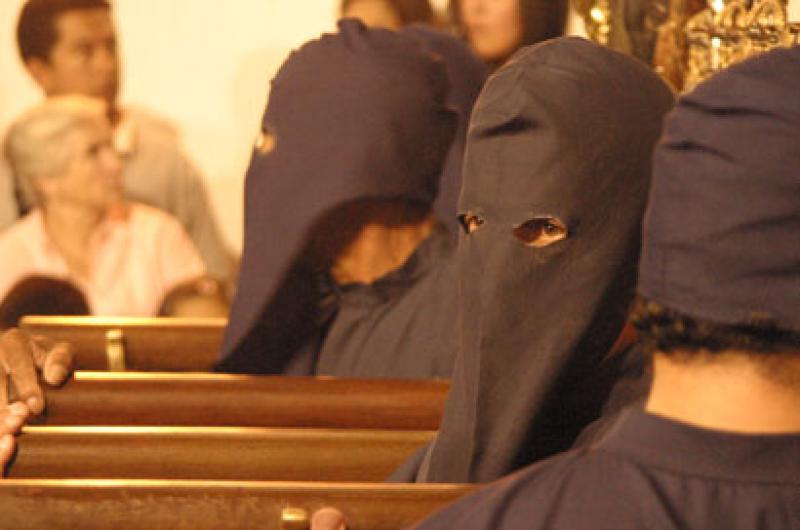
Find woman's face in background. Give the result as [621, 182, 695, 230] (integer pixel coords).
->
[459, 0, 523, 62]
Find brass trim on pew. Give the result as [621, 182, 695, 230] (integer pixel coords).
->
[0, 479, 476, 530]
[20, 316, 227, 371]
[280, 507, 310, 530]
[22, 315, 229, 327]
[104, 328, 126, 371]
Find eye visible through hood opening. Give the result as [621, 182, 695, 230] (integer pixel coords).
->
[254, 129, 276, 155]
[513, 217, 567, 247]
[458, 212, 485, 234]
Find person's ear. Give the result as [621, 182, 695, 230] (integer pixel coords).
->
[25, 58, 55, 94]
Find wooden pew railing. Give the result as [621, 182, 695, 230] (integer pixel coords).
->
[35, 372, 449, 430]
[9, 426, 435, 482]
[0, 479, 476, 530]
[15, 319, 460, 527]
[20, 316, 226, 371]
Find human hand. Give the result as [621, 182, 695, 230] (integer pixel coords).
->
[0, 329, 75, 473]
[0, 402, 30, 471]
[310, 507, 348, 530]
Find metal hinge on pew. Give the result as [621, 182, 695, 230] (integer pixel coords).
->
[104, 328, 126, 371]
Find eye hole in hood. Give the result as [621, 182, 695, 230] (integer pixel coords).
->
[513, 216, 567, 247]
[254, 129, 277, 156]
[458, 212, 485, 234]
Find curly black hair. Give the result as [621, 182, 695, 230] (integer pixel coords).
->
[630, 296, 800, 356]
[0, 275, 89, 329]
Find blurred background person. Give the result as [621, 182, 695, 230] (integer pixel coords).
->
[450, 0, 568, 68]
[0, 0, 234, 283]
[0, 95, 206, 316]
[340, 0, 439, 28]
[0, 276, 89, 330]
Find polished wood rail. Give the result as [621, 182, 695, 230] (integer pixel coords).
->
[0, 479, 476, 530]
[34, 372, 449, 430]
[20, 316, 226, 371]
[8, 426, 436, 482]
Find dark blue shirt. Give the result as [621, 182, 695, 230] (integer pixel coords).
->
[413, 408, 800, 529]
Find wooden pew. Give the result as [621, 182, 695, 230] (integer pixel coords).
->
[0, 479, 476, 530]
[20, 315, 226, 371]
[35, 371, 449, 430]
[9, 426, 436, 482]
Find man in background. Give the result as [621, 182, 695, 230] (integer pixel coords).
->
[0, 0, 234, 282]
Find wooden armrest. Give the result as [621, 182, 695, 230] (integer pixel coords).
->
[37, 372, 449, 430]
[0, 479, 476, 530]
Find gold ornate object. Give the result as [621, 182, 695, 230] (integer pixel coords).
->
[650, 0, 707, 90]
[280, 507, 310, 530]
[583, 0, 614, 44]
[574, 0, 683, 80]
[573, 0, 797, 91]
[684, 0, 799, 90]
[104, 328, 127, 371]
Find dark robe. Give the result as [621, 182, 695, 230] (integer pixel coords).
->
[412, 409, 800, 529]
[315, 224, 456, 378]
[217, 20, 458, 376]
[416, 37, 674, 483]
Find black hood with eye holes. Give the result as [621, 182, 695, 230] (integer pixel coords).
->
[422, 37, 674, 483]
[218, 20, 457, 372]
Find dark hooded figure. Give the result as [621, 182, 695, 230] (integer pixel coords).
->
[217, 20, 459, 378]
[410, 37, 674, 483]
[403, 24, 488, 234]
[405, 44, 800, 530]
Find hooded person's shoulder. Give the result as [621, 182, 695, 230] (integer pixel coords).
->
[413, 448, 650, 530]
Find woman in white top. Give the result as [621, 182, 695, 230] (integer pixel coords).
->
[0, 95, 205, 316]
